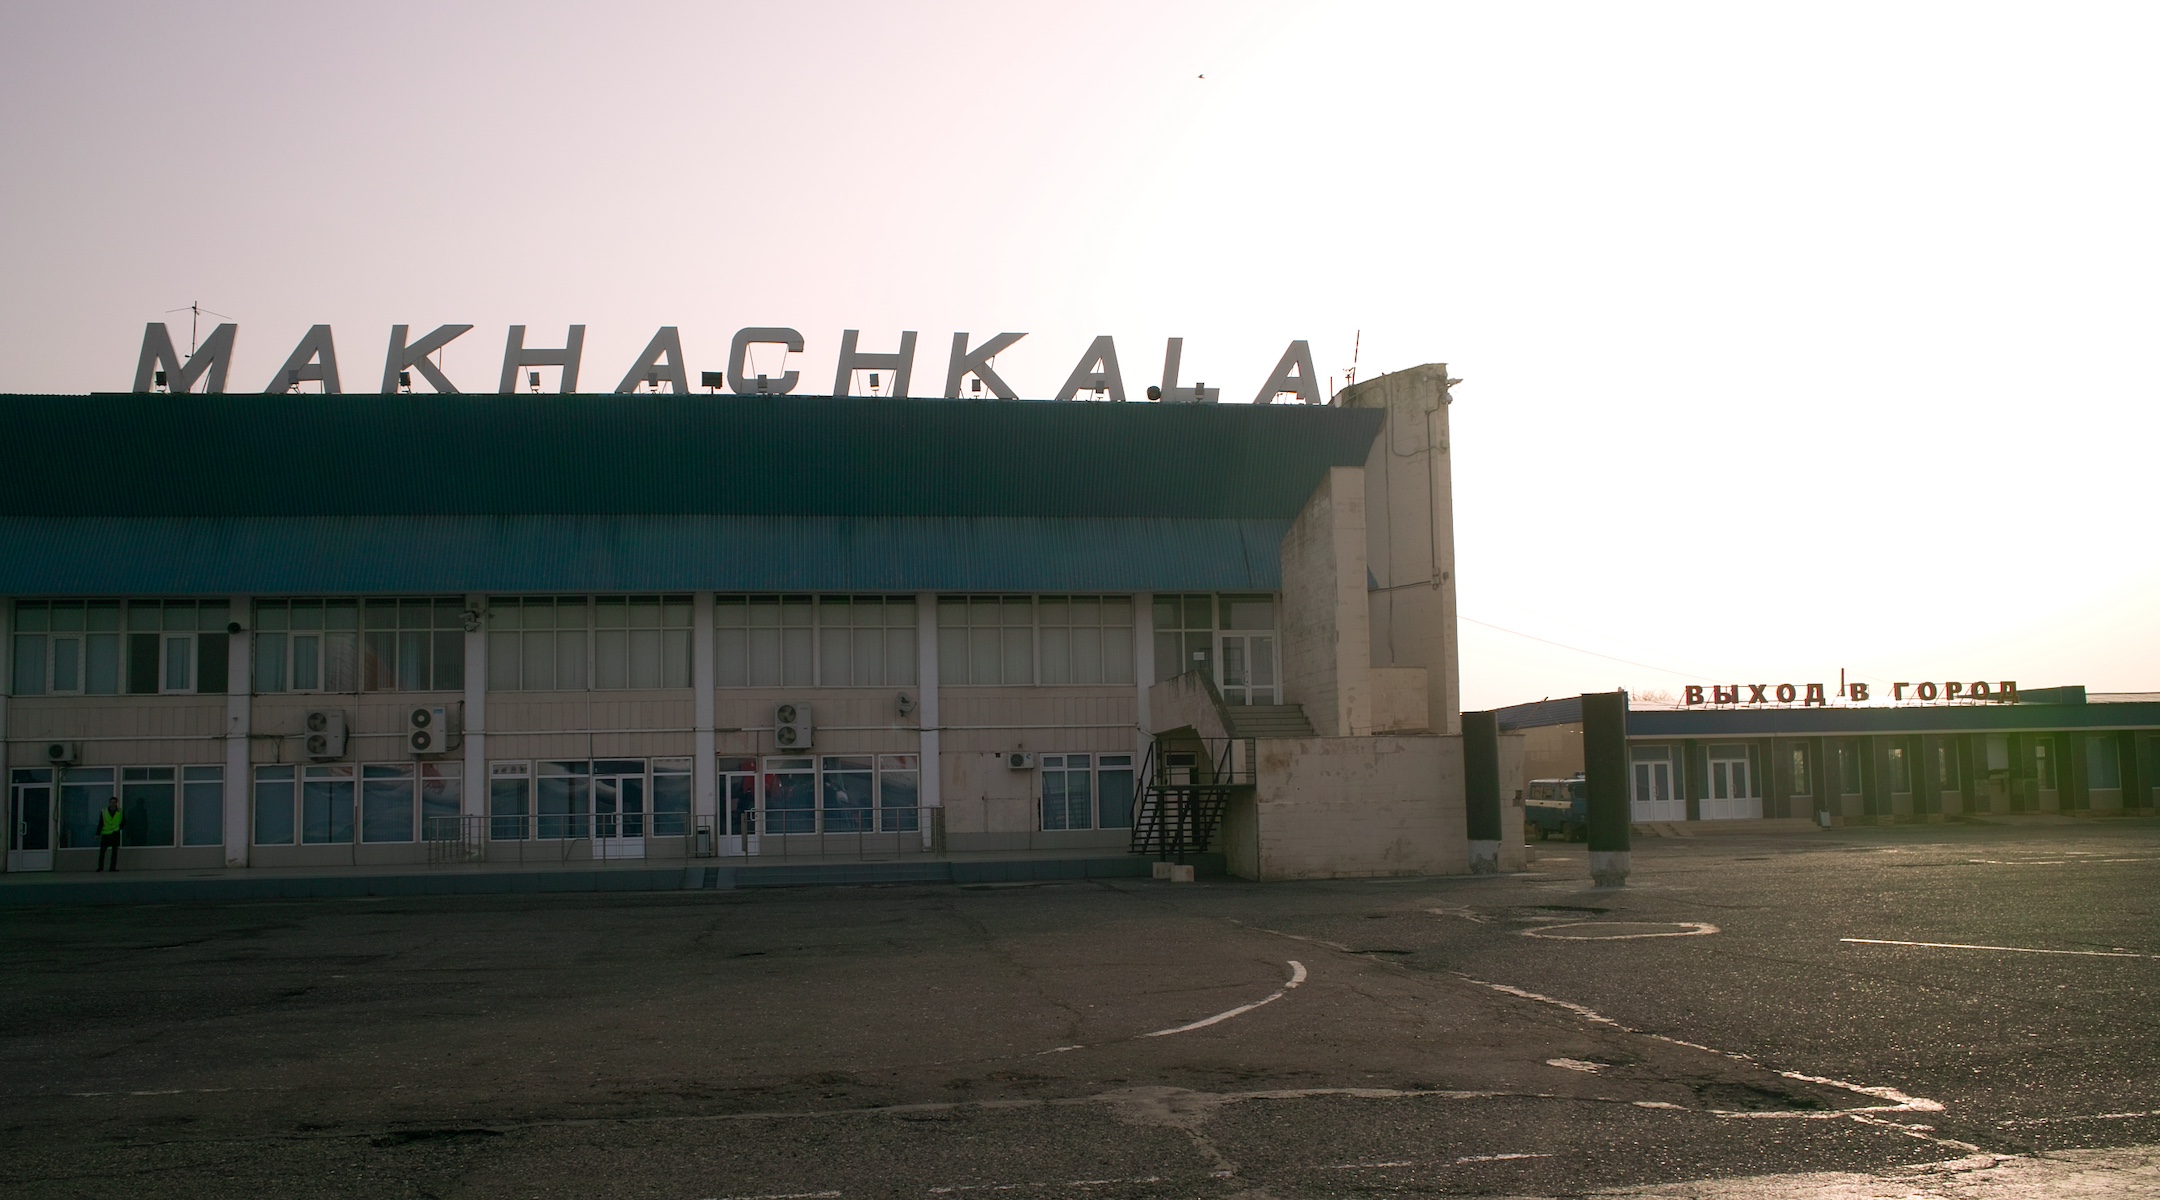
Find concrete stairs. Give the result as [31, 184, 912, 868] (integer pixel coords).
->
[1224, 704, 1315, 739]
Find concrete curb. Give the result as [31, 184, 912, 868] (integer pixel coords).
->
[0, 855, 1175, 907]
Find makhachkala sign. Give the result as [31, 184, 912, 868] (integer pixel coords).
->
[1685, 681, 2021, 706]
[129, 323, 1326, 404]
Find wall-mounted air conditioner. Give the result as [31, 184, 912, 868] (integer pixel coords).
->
[775, 703, 814, 750]
[1006, 751, 1036, 770]
[305, 709, 347, 760]
[43, 741, 80, 767]
[406, 704, 462, 756]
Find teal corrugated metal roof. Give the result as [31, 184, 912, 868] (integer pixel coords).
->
[0, 393, 1383, 519]
[0, 516, 1294, 594]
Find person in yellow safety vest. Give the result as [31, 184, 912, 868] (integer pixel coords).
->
[97, 796, 123, 872]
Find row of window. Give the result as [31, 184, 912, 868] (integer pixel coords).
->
[11, 594, 1280, 697]
[1629, 734, 2138, 800]
[11, 751, 1138, 848]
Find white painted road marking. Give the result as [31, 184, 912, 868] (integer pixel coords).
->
[1523, 921, 1720, 940]
[1841, 938, 2159, 959]
[1142, 960, 1305, 1038]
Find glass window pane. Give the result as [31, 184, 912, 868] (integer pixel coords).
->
[717, 628, 747, 687]
[1102, 596, 1132, 627]
[1184, 596, 1213, 629]
[490, 774, 531, 841]
[938, 598, 967, 628]
[628, 629, 662, 688]
[302, 769, 355, 843]
[595, 629, 627, 689]
[421, 764, 461, 837]
[1103, 626, 1133, 684]
[651, 770, 692, 836]
[749, 627, 782, 686]
[715, 597, 746, 628]
[489, 600, 521, 630]
[293, 600, 324, 631]
[50, 603, 84, 632]
[822, 758, 873, 832]
[765, 765, 816, 834]
[889, 627, 916, 686]
[537, 771, 590, 840]
[322, 632, 357, 691]
[663, 599, 691, 628]
[364, 601, 397, 630]
[556, 630, 586, 689]
[2089, 737, 2122, 789]
[51, 637, 80, 691]
[12, 634, 45, 695]
[1003, 597, 1033, 626]
[164, 635, 192, 691]
[433, 631, 463, 691]
[256, 602, 289, 632]
[1226, 597, 1276, 630]
[852, 599, 882, 628]
[1072, 627, 1101, 685]
[199, 601, 229, 632]
[121, 776, 176, 846]
[852, 627, 882, 686]
[781, 598, 813, 627]
[325, 600, 359, 631]
[60, 767, 113, 848]
[1099, 764, 1135, 829]
[938, 625, 967, 685]
[969, 627, 998, 685]
[1040, 627, 1069, 685]
[362, 631, 395, 691]
[183, 776, 223, 846]
[662, 628, 690, 688]
[86, 601, 120, 632]
[254, 767, 295, 845]
[782, 628, 813, 687]
[434, 599, 462, 630]
[629, 598, 661, 629]
[595, 597, 627, 628]
[1039, 598, 1069, 626]
[397, 630, 429, 691]
[491, 632, 521, 690]
[256, 634, 288, 693]
[15, 603, 49, 632]
[127, 602, 160, 631]
[819, 626, 850, 688]
[85, 633, 121, 694]
[361, 767, 416, 843]
[1153, 632, 1180, 683]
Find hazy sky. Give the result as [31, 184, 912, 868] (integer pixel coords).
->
[2, 2, 2154, 710]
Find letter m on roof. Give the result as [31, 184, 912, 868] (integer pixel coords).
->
[133, 322, 237, 393]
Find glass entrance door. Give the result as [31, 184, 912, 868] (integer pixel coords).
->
[591, 760, 646, 860]
[1629, 751, 1682, 822]
[1703, 745, 1762, 820]
[9, 771, 55, 871]
[721, 758, 759, 856]
[1218, 634, 1278, 705]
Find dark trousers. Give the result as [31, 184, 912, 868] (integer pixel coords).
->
[97, 832, 120, 871]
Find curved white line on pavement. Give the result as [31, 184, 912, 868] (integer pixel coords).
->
[1458, 976, 1945, 1121]
[1142, 961, 1305, 1038]
[1841, 938, 2158, 960]
[1522, 921, 1720, 941]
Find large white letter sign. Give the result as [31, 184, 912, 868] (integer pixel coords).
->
[382, 324, 472, 393]
[1253, 340, 1320, 404]
[614, 326, 691, 393]
[943, 331, 1026, 399]
[133, 322, 236, 393]
[264, 325, 342, 393]
[832, 330, 918, 397]
[727, 327, 803, 394]
[1157, 338, 1217, 403]
[498, 325, 587, 393]
[1052, 335, 1126, 403]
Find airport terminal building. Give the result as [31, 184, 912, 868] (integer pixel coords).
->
[1, 366, 1471, 881]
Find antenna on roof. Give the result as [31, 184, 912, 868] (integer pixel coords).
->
[1345, 329, 1361, 389]
[164, 300, 235, 355]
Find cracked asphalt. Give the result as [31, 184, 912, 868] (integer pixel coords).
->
[2, 819, 2156, 1198]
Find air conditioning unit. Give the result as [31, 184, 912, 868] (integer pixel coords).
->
[1006, 751, 1036, 770]
[304, 709, 347, 760]
[43, 741, 80, 767]
[406, 704, 462, 757]
[774, 703, 813, 751]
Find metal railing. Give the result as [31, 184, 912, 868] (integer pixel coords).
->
[423, 814, 486, 865]
[726, 806, 946, 861]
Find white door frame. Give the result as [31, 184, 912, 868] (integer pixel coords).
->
[9, 778, 55, 872]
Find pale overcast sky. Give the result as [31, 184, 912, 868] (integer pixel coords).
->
[2, 2, 2153, 709]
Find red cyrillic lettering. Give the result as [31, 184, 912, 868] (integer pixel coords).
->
[1714, 685, 1738, 704]
[1970, 681, 1991, 699]
[1804, 684, 1827, 706]
[1917, 681, 1938, 700]
[1999, 681, 2018, 702]
[1850, 682, 1869, 701]
[1685, 685, 1705, 705]
[1945, 681, 1965, 700]
[1748, 684, 1769, 703]
[1894, 682, 1909, 700]
[1776, 683, 1797, 703]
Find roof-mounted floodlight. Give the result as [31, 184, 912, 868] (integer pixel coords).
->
[700, 371, 724, 392]
[528, 370, 541, 393]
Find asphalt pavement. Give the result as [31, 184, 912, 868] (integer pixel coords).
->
[2, 819, 2155, 1198]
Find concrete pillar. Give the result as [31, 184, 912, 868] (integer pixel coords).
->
[462, 593, 487, 821]
[1342, 365, 1461, 736]
[224, 594, 251, 867]
[1863, 735, 1888, 817]
[1279, 465, 1371, 737]
[693, 590, 716, 844]
[1463, 710, 1502, 873]
[1582, 691, 1630, 886]
[916, 592, 940, 846]
[1133, 592, 1153, 759]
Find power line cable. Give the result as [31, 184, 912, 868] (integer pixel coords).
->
[1458, 614, 1726, 684]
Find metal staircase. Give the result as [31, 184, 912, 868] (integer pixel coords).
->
[1128, 704, 1311, 858]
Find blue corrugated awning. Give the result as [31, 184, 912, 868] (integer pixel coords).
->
[0, 515, 1294, 595]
